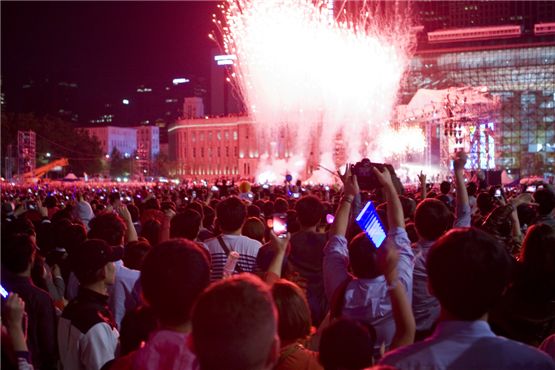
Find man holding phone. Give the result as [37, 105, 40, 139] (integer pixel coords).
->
[323, 164, 415, 354]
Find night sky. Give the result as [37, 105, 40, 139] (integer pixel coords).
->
[1, 1, 221, 110]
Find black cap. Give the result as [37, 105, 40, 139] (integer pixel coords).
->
[70, 239, 123, 283]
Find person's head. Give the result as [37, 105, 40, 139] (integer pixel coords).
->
[519, 223, 555, 299]
[319, 318, 375, 370]
[533, 188, 555, 216]
[191, 274, 278, 370]
[242, 217, 266, 243]
[140, 219, 162, 247]
[44, 195, 57, 209]
[58, 223, 87, 254]
[247, 204, 261, 219]
[271, 279, 311, 344]
[123, 239, 151, 270]
[108, 192, 122, 207]
[274, 197, 289, 213]
[348, 232, 381, 279]
[440, 181, 451, 195]
[187, 201, 205, 220]
[467, 182, 478, 197]
[476, 192, 495, 215]
[141, 239, 210, 327]
[399, 196, 416, 221]
[88, 212, 127, 246]
[170, 209, 202, 241]
[2, 233, 36, 274]
[216, 196, 247, 233]
[203, 204, 215, 229]
[69, 239, 122, 287]
[414, 199, 453, 241]
[295, 195, 324, 228]
[127, 203, 140, 223]
[427, 228, 512, 320]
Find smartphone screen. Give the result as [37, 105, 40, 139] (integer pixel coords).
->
[272, 213, 288, 238]
[526, 185, 537, 193]
[355, 201, 387, 248]
[0, 284, 8, 299]
[494, 189, 502, 197]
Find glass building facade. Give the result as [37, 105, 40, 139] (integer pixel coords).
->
[400, 44, 555, 176]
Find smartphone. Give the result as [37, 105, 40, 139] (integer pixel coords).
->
[211, 186, 219, 192]
[0, 284, 8, 299]
[292, 192, 300, 199]
[272, 213, 288, 238]
[526, 185, 537, 193]
[262, 184, 269, 189]
[355, 201, 387, 248]
[494, 189, 502, 198]
[326, 214, 335, 224]
[27, 202, 37, 211]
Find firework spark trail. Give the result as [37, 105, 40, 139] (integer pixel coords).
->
[217, 0, 418, 182]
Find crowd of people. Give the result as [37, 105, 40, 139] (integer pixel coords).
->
[1, 152, 555, 370]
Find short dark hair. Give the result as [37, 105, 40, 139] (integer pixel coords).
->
[192, 274, 277, 370]
[319, 318, 375, 370]
[141, 239, 210, 326]
[476, 192, 495, 215]
[348, 232, 380, 279]
[170, 209, 202, 241]
[467, 182, 478, 197]
[203, 204, 215, 229]
[295, 195, 324, 228]
[247, 204, 261, 218]
[440, 181, 452, 195]
[518, 223, 555, 300]
[2, 233, 36, 274]
[88, 212, 126, 246]
[140, 219, 162, 247]
[274, 197, 289, 213]
[187, 201, 204, 219]
[533, 188, 555, 216]
[414, 199, 453, 241]
[271, 279, 311, 342]
[427, 228, 512, 320]
[123, 240, 151, 270]
[241, 217, 265, 243]
[216, 196, 247, 232]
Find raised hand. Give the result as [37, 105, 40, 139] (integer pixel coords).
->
[453, 151, 468, 172]
[338, 164, 360, 198]
[372, 166, 394, 188]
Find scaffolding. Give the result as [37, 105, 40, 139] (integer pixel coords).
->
[400, 45, 555, 176]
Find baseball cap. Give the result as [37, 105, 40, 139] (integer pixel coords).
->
[70, 239, 123, 283]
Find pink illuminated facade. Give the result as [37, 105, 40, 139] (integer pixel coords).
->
[168, 116, 259, 179]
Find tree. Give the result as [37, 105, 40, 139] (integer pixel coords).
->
[1, 112, 103, 177]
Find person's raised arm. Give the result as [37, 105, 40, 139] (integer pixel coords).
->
[418, 171, 427, 202]
[453, 151, 471, 227]
[330, 165, 360, 237]
[265, 230, 290, 285]
[324, 165, 359, 300]
[117, 205, 138, 243]
[373, 167, 404, 230]
[378, 245, 415, 349]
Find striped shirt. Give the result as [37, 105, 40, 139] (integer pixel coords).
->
[203, 234, 262, 281]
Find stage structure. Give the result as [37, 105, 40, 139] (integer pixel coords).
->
[397, 86, 500, 177]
